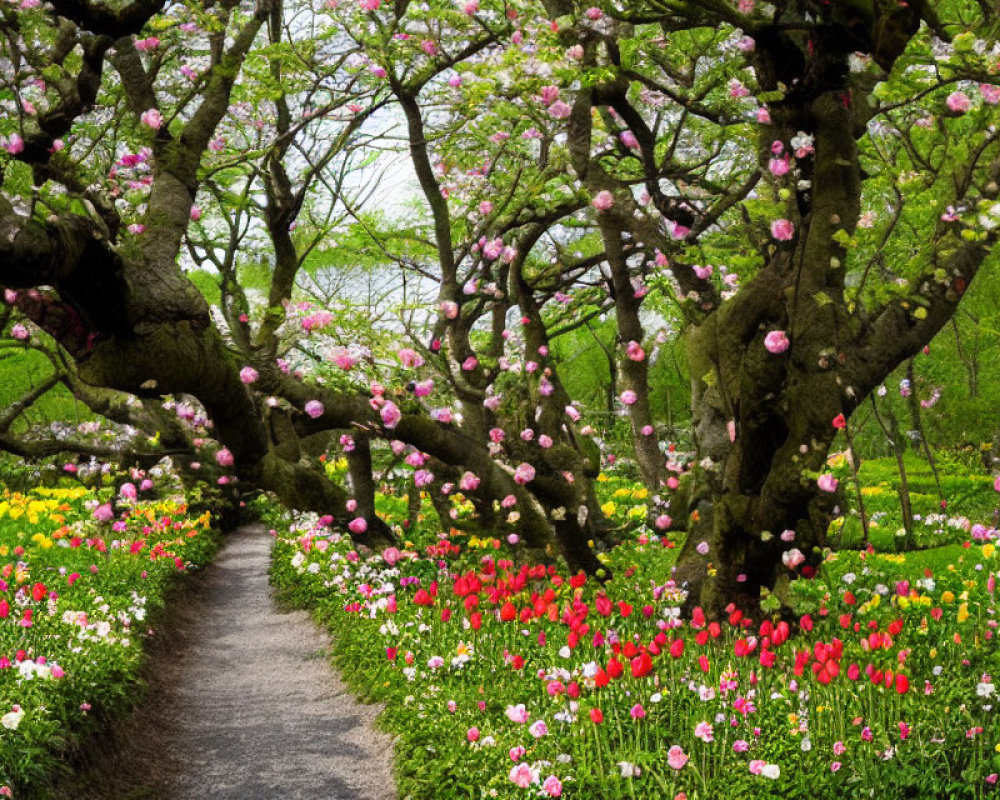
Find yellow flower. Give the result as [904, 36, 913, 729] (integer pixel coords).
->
[957, 603, 970, 623]
[601, 502, 617, 517]
[941, 591, 955, 604]
[982, 544, 995, 559]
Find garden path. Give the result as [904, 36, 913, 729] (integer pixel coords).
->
[156, 524, 397, 799]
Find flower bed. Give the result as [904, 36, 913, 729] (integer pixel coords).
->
[0, 486, 218, 796]
[270, 498, 1000, 800]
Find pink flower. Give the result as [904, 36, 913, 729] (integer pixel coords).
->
[134, 36, 160, 51]
[565, 405, 581, 422]
[763, 330, 789, 354]
[547, 100, 573, 119]
[592, 190, 615, 211]
[140, 109, 163, 130]
[694, 721, 714, 742]
[459, 472, 480, 491]
[414, 469, 434, 487]
[119, 483, 137, 501]
[626, 340, 645, 361]
[620, 130, 639, 148]
[4, 134, 24, 155]
[305, 400, 324, 419]
[529, 719, 548, 737]
[93, 503, 114, 523]
[127, 224, 146, 234]
[381, 547, 401, 566]
[509, 763, 538, 788]
[771, 218, 795, 241]
[782, 548, 805, 569]
[542, 775, 563, 797]
[397, 348, 423, 368]
[466, 727, 479, 742]
[215, 448, 234, 467]
[641, 425, 654, 436]
[514, 463, 536, 485]
[696, 541, 709, 555]
[505, 703, 530, 723]
[369, 65, 387, 78]
[757, 107, 771, 124]
[620, 390, 638, 405]
[655, 514, 672, 530]
[768, 156, 790, 176]
[667, 745, 688, 769]
[817, 473, 838, 493]
[630, 704, 646, 719]
[749, 760, 766, 775]
[538, 434, 553, 449]
[239, 366, 259, 384]
[348, 517, 368, 534]
[380, 401, 401, 429]
[981, 84, 1000, 105]
[946, 91, 970, 114]
[733, 740, 749, 753]
[509, 745, 526, 761]
[462, 356, 478, 371]
[440, 300, 459, 319]
[10, 324, 28, 340]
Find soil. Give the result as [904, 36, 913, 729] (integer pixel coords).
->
[53, 525, 396, 800]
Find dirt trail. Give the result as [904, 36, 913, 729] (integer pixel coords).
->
[61, 525, 396, 800]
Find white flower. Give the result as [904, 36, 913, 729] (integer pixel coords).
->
[1, 707, 24, 730]
[761, 763, 781, 779]
[976, 681, 995, 698]
[617, 761, 641, 778]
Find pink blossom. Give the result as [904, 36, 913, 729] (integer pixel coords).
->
[431, 407, 453, 424]
[529, 719, 548, 737]
[946, 91, 971, 114]
[667, 745, 688, 769]
[348, 517, 368, 534]
[119, 483, 137, 501]
[489, 428, 505, 443]
[369, 65, 387, 78]
[215, 448, 234, 467]
[630, 704, 646, 719]
[397, 348, 423, 368]
[548, 100, 572, 119]
[584, 6, 602, 19]
[190, 205, 202, 221]
[626, 340, 645, 361]
[305, 400, 324, 419]
[10, 324, 28, 341]
[768, 156, 790, 176]
[448, 73, 462, 87]
[981, 84, 1000, 105]
[380, 401, 401, 429]
[771, 218, 795, 241]
[509, 763, 538, 788]
[749, 760, 766, 775]
[459, 472, 480, 491]
[414, 469, 434, 487]
[620, 130, 639, 148]
[817, 473, 838, 493]
[505, 703, 530, 723]
[462, 356, 478, 371]
[3, 134, 24, 155]
[359, 0, 380, 8]
[757, 107, 771, 124]
[764, 330, 789, 354]
[542, 775, 563, 797]
[134, 36, 160, 51]
[694, 721, 714, 742]
[239, 366, 259, 384]
[729, 79, 750, 98]
[782, 548, 805, 569]
[440, 300, 459, 319]
[127, 224, 146, 235]
[538, 434, 553, 449]
[414, 380, 434, 397]
[514, 463, 536, 485]
[140, 109, 163, 130]
[466, 727, 479, 742]
[93, 503, 114, 523]
[620, 390, 638, 405]
[565, 405, 581, 422]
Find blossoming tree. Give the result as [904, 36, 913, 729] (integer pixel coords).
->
[1, 0, 999, 615]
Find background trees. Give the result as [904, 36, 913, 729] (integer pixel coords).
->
[1, 0, 999, 614]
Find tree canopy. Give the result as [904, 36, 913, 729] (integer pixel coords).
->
[1, 0, 999, 615]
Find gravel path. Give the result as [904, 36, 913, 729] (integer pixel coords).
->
[154, 525, 396, 800]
